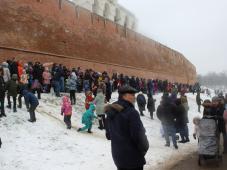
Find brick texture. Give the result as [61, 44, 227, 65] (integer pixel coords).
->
[0, 0, 197, 84]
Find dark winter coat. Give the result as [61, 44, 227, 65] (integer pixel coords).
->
[0, 76, 6, 100]
[147, 80, 153, 95]
[157, 97, 177, 125]
[53, 69, 61, 81]
[136, 94, 146, 111]
[33, 64, 44, 83]
[105, 99, 149, 169]
[214, 105, 226, 133]
[175, 104, 187, 128]
[23, 91, 39, 108]
[196, 93, 202, 105]
[105, 82, 112, 101]
[6, 74, 19, 97]
[10, 61, 18, 75]
[129, 78, 137, 89]
[147, 96, 155, 112]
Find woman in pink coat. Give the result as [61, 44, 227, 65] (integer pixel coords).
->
[42, 67, 52, 93]
[61, 96, 72, 129]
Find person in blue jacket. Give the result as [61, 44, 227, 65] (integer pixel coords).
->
[22, 90, 39, 122]
[105, 85, 149, 170]
[78, 103, 96, 133]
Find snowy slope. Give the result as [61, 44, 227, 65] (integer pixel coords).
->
[0, 92, 211, 170]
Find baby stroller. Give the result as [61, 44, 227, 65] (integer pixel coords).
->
[198, 116, 222, 166]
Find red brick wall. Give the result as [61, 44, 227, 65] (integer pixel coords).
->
[0, 0, 197, 84]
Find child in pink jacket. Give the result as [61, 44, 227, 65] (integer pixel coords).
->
[61, 96, 72, 129]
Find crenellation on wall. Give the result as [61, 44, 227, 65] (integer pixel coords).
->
[0, 0, 196, 84]
[105, 19, 116, 33]
[70, 0, 136, 30]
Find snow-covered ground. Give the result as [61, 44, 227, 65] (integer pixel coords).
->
[0, 91, 213, 170]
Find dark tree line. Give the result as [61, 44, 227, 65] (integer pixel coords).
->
[198, 72, 227, 88]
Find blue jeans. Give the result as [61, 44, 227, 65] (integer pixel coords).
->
[83, 80, 90, 92]
[178, 125, 189, 141]
[60, 77, 65, 92]
[162, 124, 177, 146]
[54, 81, 60, 96]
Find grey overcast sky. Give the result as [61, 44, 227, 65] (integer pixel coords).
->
[118, 0, 227, 75]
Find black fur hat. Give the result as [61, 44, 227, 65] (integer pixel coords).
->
[118, 86, 138, 95]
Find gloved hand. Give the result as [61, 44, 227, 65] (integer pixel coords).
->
[193, 133, 196, 140]
[61, 112, 63, 115]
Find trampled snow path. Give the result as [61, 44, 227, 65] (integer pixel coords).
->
[0, 92, 211, 170]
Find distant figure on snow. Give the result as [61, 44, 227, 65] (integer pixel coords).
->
[136, 91, 146, 116]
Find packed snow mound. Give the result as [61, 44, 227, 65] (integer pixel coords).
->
[0, 92, 209, 170]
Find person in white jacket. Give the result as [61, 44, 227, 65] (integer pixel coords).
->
[93, 88, 106, 130]
[2, 62, 11, 83]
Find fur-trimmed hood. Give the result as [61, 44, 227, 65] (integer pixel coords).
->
[104, 103, 124, 119]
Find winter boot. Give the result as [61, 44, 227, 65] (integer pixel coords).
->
[98, 120, 104, 130]
[87, 129, 93, 133]
[4, 113, 6, 117]
[18, 98, 22, 108]
[185, 137, 190, 143]
[178, 136, 186, 143]
[77, 128, 82, 132]
[13, 108, 17, 113]
[28, 119, 36, 123]
[165, 143, 170, 147]
[0, 113, 6, 117]
[140, 111, 144, 116]
[174, 145, 178, 149]
[150, 112, 154, 120]
[178, 140, 186, 143]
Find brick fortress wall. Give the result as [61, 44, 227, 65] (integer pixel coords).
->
[0, 0, 197, 84]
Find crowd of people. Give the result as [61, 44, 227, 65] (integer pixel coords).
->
[2, 59, 227, 170]
[0, 59, 195, 119]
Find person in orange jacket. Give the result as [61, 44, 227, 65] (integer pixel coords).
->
[17, 61, 23, 80]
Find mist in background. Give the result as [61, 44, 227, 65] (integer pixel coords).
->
[119, 0, 227, 75]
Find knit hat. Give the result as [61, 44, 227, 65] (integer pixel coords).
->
[2, 62, 8, 67]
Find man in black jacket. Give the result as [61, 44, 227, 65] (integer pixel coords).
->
[105, 86, 149, 170]
[196, 91, 202, 112]
[212, 97, 227, 154]
[136, 92, 146, 116]
[157, 94, 178, 149]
